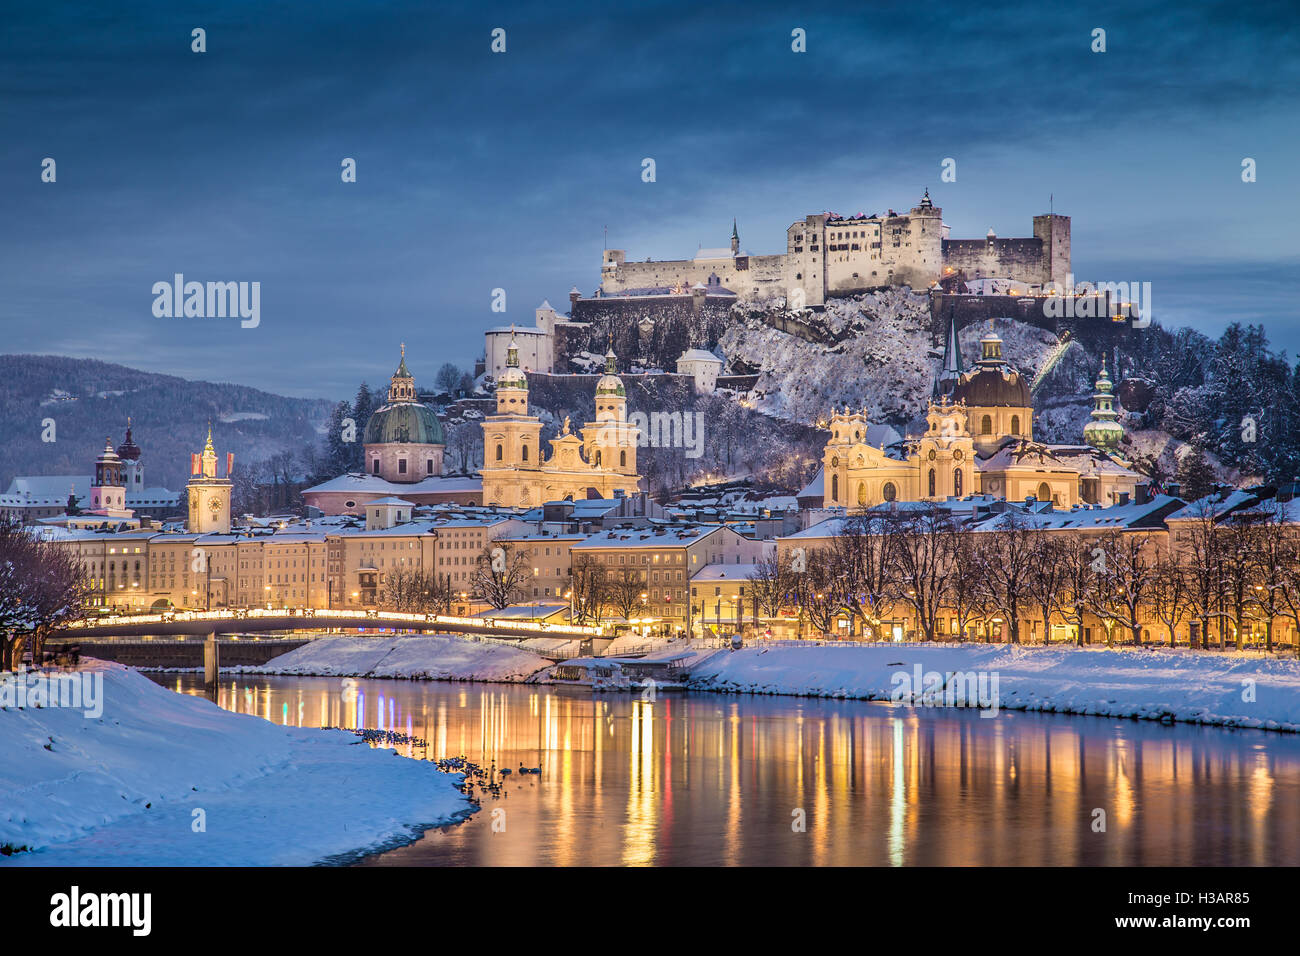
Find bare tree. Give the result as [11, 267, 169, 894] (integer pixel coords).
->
[889, 504, 953, 643]
[605, 566, 647, 621]
[748, 550, 800, 623]
[1058, 537, 1101, 647]
[1149, 551, 1191, 646]
[1182, 498, 1225, 650]
[567, 556, 607, 625]
[832, 513, 897, 639]
[472, 539, 532, 609]
[974, 511, 1038, 644]
[1024, 532, 1068, 645]
[0, 518, 91, 669]
[1247, 502, 1291, 653]
[1094, 530, 1156, 646]
[942, 527, 984, 642]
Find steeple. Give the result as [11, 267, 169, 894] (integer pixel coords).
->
[730, 218, 740, 255]
[938, 310, 964, 394]
[1083, 355, 1124, 454]
[605, 344, 617, 375]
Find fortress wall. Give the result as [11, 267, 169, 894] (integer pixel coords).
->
[941, 237, 1047, 285]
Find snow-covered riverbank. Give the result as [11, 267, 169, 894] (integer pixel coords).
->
[236, 634, 550, 682]
[687, 643, 1300, 732]
[0, 662, 473, 865]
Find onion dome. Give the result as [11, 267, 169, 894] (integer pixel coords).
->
[1083, 355, 1124, 453]
[595, 346, 625, 396]
[116, 418, 141, 461]
[498, 328, 529, 390]
[950, 329, 1031, 407]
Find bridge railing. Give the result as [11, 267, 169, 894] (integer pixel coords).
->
[64, 607, 604, 638]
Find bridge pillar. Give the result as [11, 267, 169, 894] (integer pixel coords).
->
[203, 632, 219, 689]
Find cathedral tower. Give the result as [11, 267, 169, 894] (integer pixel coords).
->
[584, 346, 639, 476]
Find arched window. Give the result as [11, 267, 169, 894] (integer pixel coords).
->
[1037, 482, 1051, 502]
[928, 468, 936, 497]
[372, 459, 380, 475]
[620, 450, 627, 467]
[857, 482, 867, 507]
[496, 444, 503, 461]
[595, 450, 602, 467]
[831, 474, 839, 502]
[981, 415, 993, 435]
[522, 444, 529, 462]
[882, 482, 897, 502]
[1010, 415, 1020, 435]
[953, 468, 963, 497]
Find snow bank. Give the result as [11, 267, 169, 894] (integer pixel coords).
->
[688, 643, 1300, 732]
[239, 634, 550, 682]
[1, 662, 472, 865]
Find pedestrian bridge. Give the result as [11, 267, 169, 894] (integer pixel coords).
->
[57, 607, 603, 645]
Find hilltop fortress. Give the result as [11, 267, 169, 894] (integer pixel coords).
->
[599, 191, 1070, 307]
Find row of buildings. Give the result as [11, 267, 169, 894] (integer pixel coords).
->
[41, 474, 1300, 647]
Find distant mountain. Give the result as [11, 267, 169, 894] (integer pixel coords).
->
[0, 355, 335, 491]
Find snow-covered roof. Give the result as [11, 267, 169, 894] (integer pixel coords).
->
[691, 563, 760, 582]
[797, 467, 824, 500]
[303, 473, 483, 495]
[678, 348, 722, 364]
[570, 525, 726, 550]
[366, 496, 415, 507]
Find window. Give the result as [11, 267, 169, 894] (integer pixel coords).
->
[831, 474, 839, 501]
[981, 415, 993, 435]
[1038, 482, 1051, 502]
[620, 450, 626, 467]
[953, 469, 963, 497]
[882, 482, 896, 502]
[496, 444, 503, 461]
[398, 459, 407, 474]
[928, 469, 936, 497]
[857, 482, 867, 507]
[426, 459, 434, 474]
[1010, 415, 1020, 435]
[371, 459, 380, 474]
[522, 444, 529, 462]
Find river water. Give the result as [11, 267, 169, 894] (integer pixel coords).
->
[157, 674, 1300, 866]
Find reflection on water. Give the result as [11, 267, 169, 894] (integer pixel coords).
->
[159, 674, 1300, 866]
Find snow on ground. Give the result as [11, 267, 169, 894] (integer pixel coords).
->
[239, 634, 550, 682]
[688, 643, 1300, 732]
[0, 662, 472, 865]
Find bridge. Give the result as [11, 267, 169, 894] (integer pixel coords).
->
[57, 608, 603, 644]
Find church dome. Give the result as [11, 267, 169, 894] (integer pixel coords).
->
[363, 401, 444, 445]
[951, 368, 1031, 408]
[950, 330, 1030, 408]
[498, 365, 528, 390]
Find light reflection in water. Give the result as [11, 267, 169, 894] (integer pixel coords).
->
[158, 674, 1300, 867]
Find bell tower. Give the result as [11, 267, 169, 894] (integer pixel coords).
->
[187, 424, 233, 533]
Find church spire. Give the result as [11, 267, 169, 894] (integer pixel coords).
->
[938, 310, 964, 395]
[730, 218, 739, 255]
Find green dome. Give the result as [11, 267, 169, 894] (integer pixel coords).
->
[363, 402, 444, 445]
[595, 374, 625, 396]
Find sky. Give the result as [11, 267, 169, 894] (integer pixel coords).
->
[3, 0, 1298, 399]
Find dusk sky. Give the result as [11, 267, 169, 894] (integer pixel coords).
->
[4, 0, 1298, 398]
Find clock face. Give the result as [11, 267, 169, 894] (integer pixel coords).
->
[208, 497, 221, 515]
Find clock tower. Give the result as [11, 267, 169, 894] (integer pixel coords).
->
[187, 425, 233, 533]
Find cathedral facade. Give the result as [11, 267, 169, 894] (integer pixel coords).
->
[822, 318, 1141, 511]
[479, 336, 642, 507]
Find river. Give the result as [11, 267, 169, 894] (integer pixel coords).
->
[156, 673, 1300, 866]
